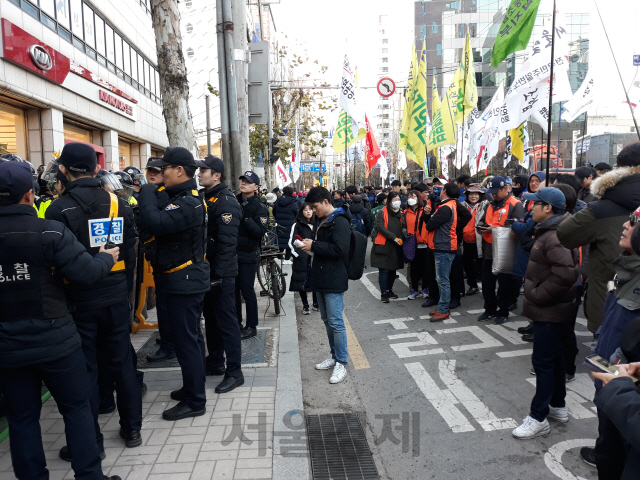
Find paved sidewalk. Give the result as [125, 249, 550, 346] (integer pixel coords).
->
[0, 266, 309, 480]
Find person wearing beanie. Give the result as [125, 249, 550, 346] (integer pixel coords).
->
[45, 142, 144, 452]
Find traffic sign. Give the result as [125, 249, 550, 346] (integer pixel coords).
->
[634, 54, 640, 66]
[377, 77, 396, 98]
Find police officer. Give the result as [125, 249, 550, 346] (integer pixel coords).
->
[45, 142, 143, 454]
[236, 171, 268, 339]
[138, 147, 210, 421]
[196, 155, 244, 393]
[0, 162, 121, 480]
[123, 165, 146, 201]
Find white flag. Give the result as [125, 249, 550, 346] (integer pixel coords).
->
[339, 55, 366, 137]
[440, 145, 454, 181]
[455, 123, 471, 169]
[562, 71, 595, 123]
[470, 83, 504, 156]
[274, 159, 292, 188]
[521, 122, 530, 170]
[397, 150, 407, 170]
[377, 154, 388, 180]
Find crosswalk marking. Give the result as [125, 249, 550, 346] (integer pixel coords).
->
[388, 332, 443, 358]
[374, 317, 415, 330]
[496, 349, 533, 358]
[486, 324, 529, 345]
[435, 326, 504, 352]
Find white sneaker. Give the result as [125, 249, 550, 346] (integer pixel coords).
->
[512, 416, 551, 439]
[329, 363, 347, 384]
[548, 406, 569, 423]
[283, 259, 293, 265]
[315, 357, 336, 370]
[408, 291, 418, 300]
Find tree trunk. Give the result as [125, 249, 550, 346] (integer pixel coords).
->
[150, 0, 196, 150]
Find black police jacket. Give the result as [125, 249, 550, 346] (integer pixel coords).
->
[236, 193, 268, 264]
[45, 177, 137, 311]
[138, 179, 210, 294]
[0, 205, 115, 368]
[203, 183, 242, 279]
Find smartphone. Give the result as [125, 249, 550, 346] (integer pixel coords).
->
[584, 354, 640, 386]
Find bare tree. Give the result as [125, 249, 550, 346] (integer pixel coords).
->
[150, 0, 196, 149]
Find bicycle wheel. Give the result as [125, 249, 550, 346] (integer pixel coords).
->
[257, 257, 271, 293]
[270, 260, 281, 314]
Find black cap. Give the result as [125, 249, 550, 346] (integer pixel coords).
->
[195, 154, 225, 175]
[239, 170, 260, 186]
[146, 157, 163, 172]
[0, 162, 34, 201]
[574, 166, 593, 180]
[58, 142, 97, 174]
[486, 176, 508, 193]
[148, 147, 195, 168]
[595, 162, 612, 171]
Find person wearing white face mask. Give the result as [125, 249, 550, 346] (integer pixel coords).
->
[403, 191, 429, 299]
[371, 191, 404, 303]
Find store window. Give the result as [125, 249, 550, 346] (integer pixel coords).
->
[118, 139, 131, 170]
[0, 104, 27, 158]
[63, 122, 92, 143]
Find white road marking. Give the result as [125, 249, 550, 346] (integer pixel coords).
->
[576, 317, 587, 326]
[496, 349, 533, 358]
[502, 320, 530, 330]
[374, 317, 415, 330]
[405, 362, 475, 433]
[567, 373, 596, 401]
[396, 272, 410, 287]
[486, 324, 529, 345]
[466, 309, 485, 314]
[439, 360, 517, 431]
[418, 314, 458, 324]
[435, 326, 504, 352]
[388, 332, 443, 358]
[360, 272, 407, 301]
[544, 439, 595, 480]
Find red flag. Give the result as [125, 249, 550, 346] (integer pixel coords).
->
[365, 115, 381, 170]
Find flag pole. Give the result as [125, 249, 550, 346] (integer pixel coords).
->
[556, 101, 562, 172]
[579, 112, 587, 166]
[460, 26, 468, 174]
[545, 0, 557, 182]
[344, 113, 348, 188]
[594, 0, 640, 140]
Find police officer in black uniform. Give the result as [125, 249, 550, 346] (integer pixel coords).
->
[195, 155, 244, 393]
[138, 147, 211, 421]
[0, 162, 121, 480]
[45, 142, 143, 454]
[235, 171, 268, 339]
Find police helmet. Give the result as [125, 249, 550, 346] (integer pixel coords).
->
[113, 171, 135, 200]
[0, 153, 37, 180]
[123, 166, 147, 186]
[96, 169, 124, 194]
[40, 159, 68, 195]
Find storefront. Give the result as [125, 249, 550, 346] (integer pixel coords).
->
[0, 102, 26, 158]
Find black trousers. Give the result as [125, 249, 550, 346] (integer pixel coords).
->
[450, 252, 465, 300]
[425, 248, 463, 300]
[300, 291, 318, 308]
[462, 242, 482, 288]
[97, 343, 144, 410]
[236, 261, 259, 328]
[0, 348, 104, 480]
[156, 291, 207, 410]
[203, 277, 243, 378]
[410, 248, 429, 291]
[156, 289, 174, 352]
[73, 302, 142, 444]
[481, 258, 511, 317]
[594, 407, 626, 480]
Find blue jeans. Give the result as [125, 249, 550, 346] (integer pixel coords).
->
[434, 252, 456, 313]
[315, 292, 348, 365]
[378, 268, 396, 293]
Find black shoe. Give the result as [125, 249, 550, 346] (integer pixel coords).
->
[312, 304, 319, 311]
[98, 404, 116, 415]
[449, 298, 461, 309]
[302, 306, 310, 315]
[146, 348, 176, 362]
[381, 291, 390, 303]
[59, 445, 106, 462]
[494, 316, 508, 325]
[155, 337, 162, 345]
[119, 428, 142, 448]
[141, 382, 147, 399]
[215, 374, 245, 394]
[522, 333, 534, 342]
[517, 323, 534, 334]
[466, 287, 479, 295]
[162, 400, 206, 421]
[421, 298, 438, 308]
[477, 312, 496, 321]
[508, 302, 518, 311]
[241, 326, 257, 340]
[170, 388, 185, 401]
[580, 447, 596, 467]
[387, 290, 399, 299]
[206, 366, 226, 376]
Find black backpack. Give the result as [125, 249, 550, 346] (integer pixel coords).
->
[347, 229, 367, 280]
[350, 211, 366, 235]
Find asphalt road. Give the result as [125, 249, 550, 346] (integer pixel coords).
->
[298, 255, 599, 480]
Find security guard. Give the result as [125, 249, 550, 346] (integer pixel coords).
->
[196, 155, 244, 393]
[138, 147, 210, 421]
[235, 171, 268, 339]
[0, 162, 122, 480]
[45, 142, 143, 454]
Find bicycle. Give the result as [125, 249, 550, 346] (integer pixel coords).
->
[257, 247, 287, 315]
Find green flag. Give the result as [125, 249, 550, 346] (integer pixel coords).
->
[490, 0, 542, 68]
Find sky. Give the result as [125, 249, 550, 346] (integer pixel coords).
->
[270, 0, 640, 129]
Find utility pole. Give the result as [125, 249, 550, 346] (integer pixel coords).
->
[232, 0, 250, 176]
[221, 0, 240, 186]
[205, 94, 212, 155]
[216, 0, 231, 170]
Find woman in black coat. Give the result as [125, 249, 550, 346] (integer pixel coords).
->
[273, 185, 299, 262]
[288, 203, 317, 314]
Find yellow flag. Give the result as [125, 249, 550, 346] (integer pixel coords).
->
[456, 28, 478, 123]
[407, 40, 428, 168]
[427, 74, 457, 151]
[399, 44, 418, 162]
[431, 76, 440, 167]
[332, 109, 366, 154]
[510, 123, 525, 162]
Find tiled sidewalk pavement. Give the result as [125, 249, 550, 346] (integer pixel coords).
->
[0, 270, 308, 480]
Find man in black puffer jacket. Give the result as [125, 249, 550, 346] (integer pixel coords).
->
[236, 171, 269, 339]
[45, 143, 142, 452]
[0, 162, 121, 480]
[197, 155, 244, 394]
[273, 185, 299, 262]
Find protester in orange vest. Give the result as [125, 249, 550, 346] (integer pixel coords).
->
[371, 191, 404, 303]
[424, 182, 461, 322]
[477, 176, 525, 325]
[404, 190, 430, 299]
[461, 184, 487, 296]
